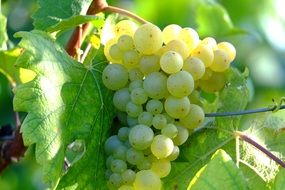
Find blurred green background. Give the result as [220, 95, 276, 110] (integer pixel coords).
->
[0, 0, 285, 189]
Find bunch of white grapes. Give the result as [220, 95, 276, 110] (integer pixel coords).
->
[102, 20, 236, 190]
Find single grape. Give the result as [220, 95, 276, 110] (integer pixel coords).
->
[114, 20, 138, 37]
[137, 156, 152, 170]
[172, 125, 189, 146]
[117, 35, 135, 51]
[105, 135, 123, 155]
[143, 72, 168, 99]
[138, 112, 153, 126]
[123, 50, 140, 69]
[126, 148, 144, 165]
[165, 39, 190, 59]
[109, 43, 123, 60]
[109, 173, 123, 188]
[183, 57, 205, 80]
[178, 27, 200, 51]
[167, 71, 194, 98]
[131, 88, 148, 105]
[129, 80, 143, 91]
[217, 41, 236, 62]
[122, 169, 136, 184]
[146, 99, 163, 115]
[152, 114, 167, 129]
[134, 23, 163, 55]
[102, 64, 128, 90]
[180, 104, 205, 129]
[129, 124, 154, 150]
[151, 135, 174, 159]
[104, 38, 121, 63]
[151, 159, 171, 178]
[113, 88, 131, 112]
[118, 127, 130, 142]
[127, 115, 138, 127]
[162, 24, 182, 44]
[162, 112, 175, 123]
[129, 67, 144, 81]
[106, 156, 114, 169]
[191, 44, 214, 67]
[200, 37, 217, 50]
[160, 51, 183, 74]
[133, 170, 161, 190]
[164, 96, 190, 119]
[139, 55, 160, 75]
[188, 90, 202, 106]
[113, 145, 127, 160]
[111, 159, 127, 173]
[161, 123, 178, 138]
[199, 72, 226, 93]
[210, 49, 231, 72]
[118, 185, 134, 190]
[167, 146, 180, 161]
[126, 101, 143, 117]
[105, 169, 112, 179]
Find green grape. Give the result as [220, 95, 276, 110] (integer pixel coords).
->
[104, 38, 121, 63]
[111, 159, 127, 173]
[123, 50, 140, 69]
[122, 169, 136, 184]
[114, 20, 138, 37]
[151, 135, 174, 159]
[162, 24, 182, 44]
[129, 80, 143, 91]
[165, 39, 190, 59]
[200, 37, 217, 50]
[126, 101, 143, 117]
[118, 127, 130, 142]
[105, 135, 123, 155]
[137, 156, 152, 170]
[164, 96, 190, 119]
[139, 55, 160, 75]
[106, 156, 114, 169]
[138, 112, 153, 126]
[117, 112, 128, 125]
[217, 41, 236, 62]
[152, 114, 167, 129]
[109, 173, 123, 188]
[172, 125, 189, 146]
[143, 147, 152, 156]
[105, 169, 112, 179]
[146, 99, 163, 115]
[119, 185, 134, 190]
[200, 68, 213, 81]
[167, 71, 194, 98]
[167, 146, 180, 161]
[102, 64, 128, 90]
[134, 23, 163, 55]
[127, 115, 138, 127]
[191, 44, 214, 67]
[143, 72, 168, 99]
[160, 51, 183, 74]
[188, 90, 202, 106]
[129, 124, 154, 150]
[183, 57, 205, 80]
[133, 170, 161, 190]
[210, 49, 231, 72]
[178, 27, 200, 51]
[113, 88, 131, 112]
[126, 148, 144, 165]
[161, 123, 178, 138]
[199, 72, 226, 93]
[131, 88, 148, 105]
[109, 43, 123, 60]
[180, 104, 205, 129]
[113, 145, 127, 160]
[151, 159, 171, 178]
[117, 35, 135, 51]
[129, 67, 144, 81]
[162, 112, 175, 123]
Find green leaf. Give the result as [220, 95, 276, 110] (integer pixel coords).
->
[13, 31, 114, 189]
[0, 13, 8, 50]
[33, 0, 92, 30]
[272, 169, 285, 190]
[187, 149, 248, 190]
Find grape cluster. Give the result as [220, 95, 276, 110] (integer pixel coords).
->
[102, 20, 236, 190]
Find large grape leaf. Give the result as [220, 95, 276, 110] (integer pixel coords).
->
[188, 149, 248, 190]
[0, 13, 8, 50]
[272, 169, 285, 190]
[33, 0, 92, 30]
[13, 31, 114, 189]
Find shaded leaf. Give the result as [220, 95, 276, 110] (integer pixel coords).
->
[0, 13, 8, 50]
[272, 168, 285, 190]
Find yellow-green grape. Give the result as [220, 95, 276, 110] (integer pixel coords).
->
[133, 170, 161, 190]
[165, 39, 190, 59]
[129, 67, 144, 81]
[127, 115, 138, 127]
[191, 44, 214, 67]
[129, 80, 143, 91]
[109, 173, 123, 188]
[139, 55, 160, 75]
[183, 57, 205, 80]
[152, 114, 167, 129]
[162, 24, 182, 44]
[137, 156, 152, 170]
[188, 90, 202, 106]
[161, 123, 178, 138]
[134, 23, 163, 55]
[126, 101, 143, 117]
[151, 135, 174, 159]
[102, 64, 128, 90]
[143, 72, 168, 99]
[109, 43, 123, 60]
[180, 104, 204, 129]
[167, 146, 180, 161]
[200, 37, 217, 50]
[178, 27, 200, 51]
[151, 159, 171, 178]
[129, 124, 154, 150]
[113, 88, 130, 112]
[113, 145, 127, 160]
[104, 135, 123, 155]
[104, 38, 121, 63]
[118, 127, 130, 142]
[138, 112, 153, 126]
[123, 50, 140, 69]
[117, 35, 135, 51]
[122, 169, 136, 184]
[162, 112, 175, 123]
[146, 99, 163, 115]
[160, 51, 183, 74]
[155, 45, 167, 56]
[217, 42, 236, 62]
[131, 88, 148, 105]
[210, 49, 231, 72]
[114, 20, 138, 37]
[200, 68, 213, 81]
[111, 159, 127, 173]
[167, 71, 194, 98]
[126, 148, 144, 165]
[199, 72, 226, 93]
[118, 185, 134, 190]
[164, 96, 190, 119]
[172, 125, 189, 146]
[106, 156, 114, 169]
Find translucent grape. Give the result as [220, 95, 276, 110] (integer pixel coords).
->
[113, 88, 131, 112]
[131, 88, 148, 105]
[143, 72, 168, 99]
[164, 96, 190, 119]
[160, 51, 183, 74]
[114, 20, 138, 37]
[122, 169, 136, 184]
[200, 37, 217, 50]
[178, 27, 200, 51]
[183, 57, 205, 80]
[102, 64, 128, 90]
[217, 42, 236, 62]
[127, 115, 138, 126]
[167, 146, 180, 161]
[118, 127, 130, 141]
[105, 135, 123, 155]
[133, 170, 161, 190]
[165, 39, 190, 60]
[180, 104, 205, 129]
[199, 72, 226, 93]
[126, 101, 143, 117]
[162, 112, 175, 123]
[151, 159, 171, 178]
[191, 44, 214, 67]
[200, 68, 213, 81]
[151, 135, 174, 159]
[123, 50, 140, 69]
[139, 55, 160, 75]
[188, 90, 202, 106]
[106, 156, 114, 169]
[167, 71, 194, 98]
[210, 49, 231, 72]
[137, 156, 152, 170]
[118, 185, 134, 190]
[129, 67, 144, 81]
[152, 114, 167, 129]
[105, 169, 112, 179]
[129, 80, 143, 91]
[113, 145, 127, 160]
[117, 112, 128, 125]
[111, 159, 127, 173]
[109, 173, 123, 188]
[104, 38, 121, 63]
[162, 24, 182, 44]
[109, 43, 123, 60]
[172, 125, 189, 146]
[146, 99, 163, 115]
[129, 124, 154, 150]
[126, 148, 144, 165]
[161, 123, 178, 138]
[138, 112, 153, 126]
[117, 35, 135, 51]
[134, 23, 163, 55]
